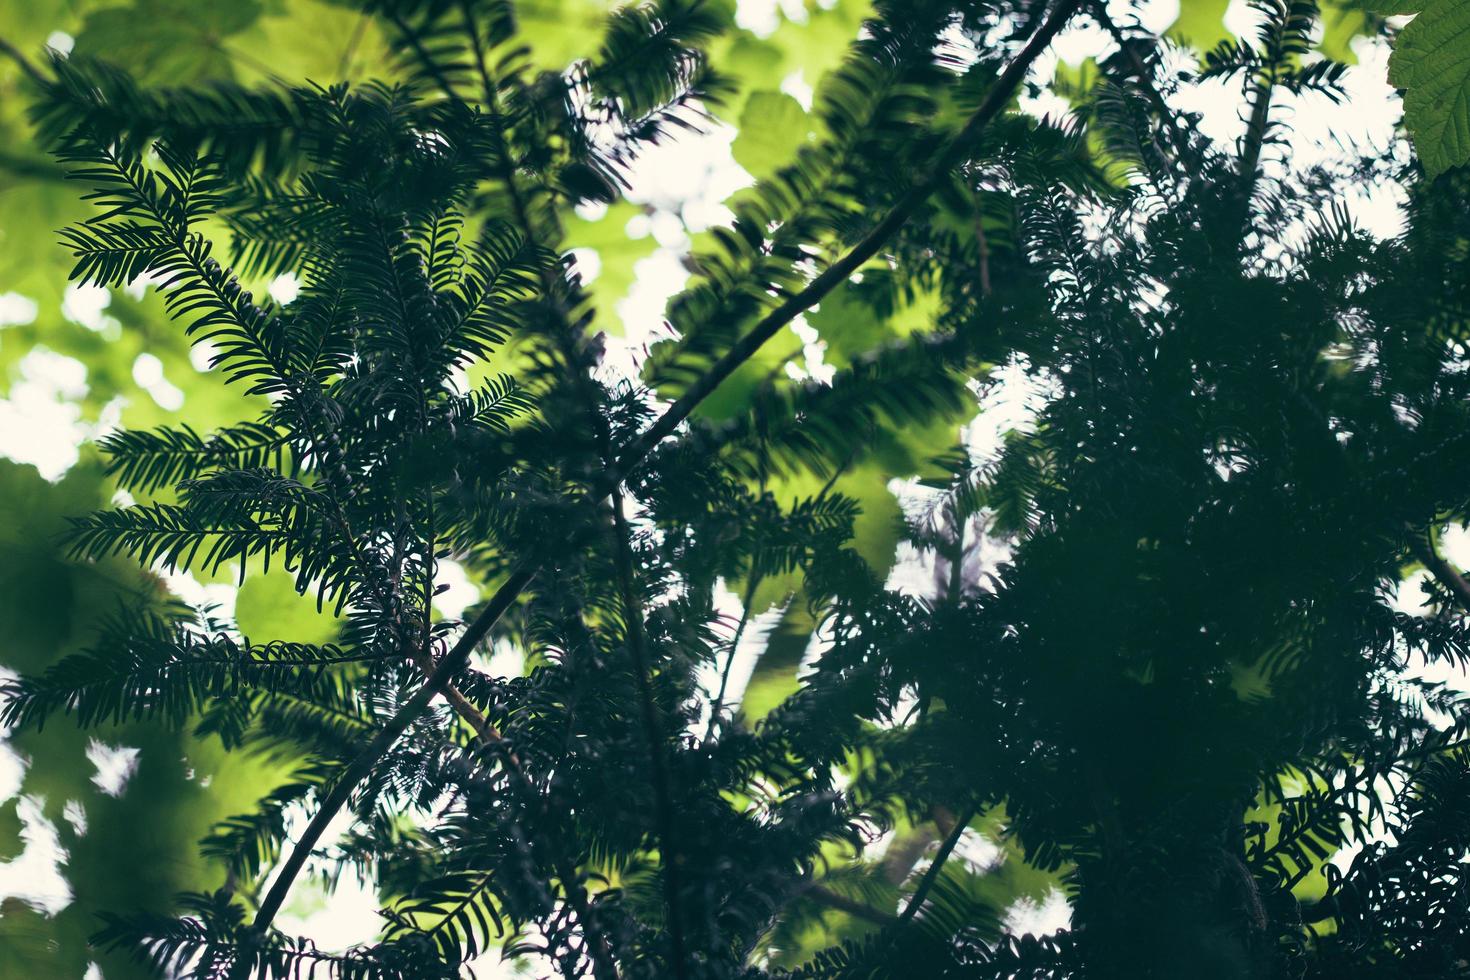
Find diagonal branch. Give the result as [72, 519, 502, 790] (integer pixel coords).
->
[895, 807, 974, 927]
[611, 0, 1081, 477]
[1413, 534, 1470, 612]
[251, 0, 1082, 945]
[0, 34, 50, 89]
[251, 565, 535, 931]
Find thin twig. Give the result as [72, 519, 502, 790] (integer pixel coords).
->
[1088, 2, 1194, 166]
[1235, 6, 1293, 223]
[251, 564, 536, 930]
[895, 807, 974, 927]
[611, 0, 1083, 479]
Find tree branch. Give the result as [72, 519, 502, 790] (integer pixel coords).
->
[1413, 535, 1470, 612]
[251, 564, 535, 930]
[249, 0, 1082, 948]
[611, 0, 1082, 477]
[895, 807, 974, 927]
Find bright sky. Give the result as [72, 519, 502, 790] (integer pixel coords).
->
[0, 0, 1450, 971]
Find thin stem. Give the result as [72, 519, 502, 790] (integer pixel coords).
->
[253, 0, 1081, 946]
[895, 807, 974, 927]
[252, 564, 536, 929]
[704, 571, 762, 742]
[460, 0, 539, 242]
[1237, 75, 1273, 208]
[1088, 2, 1193, 167]
[816, 439, 861, 503]
[1235, 7, 1295, 226]
[610, 490, 688, 978]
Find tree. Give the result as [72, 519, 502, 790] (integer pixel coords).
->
[2, 0, 1469, 977]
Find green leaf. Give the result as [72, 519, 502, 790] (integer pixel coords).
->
[731, 91, 810, 179]
[1318, 2, 1372, 64]
[1167, 0, 1233, 50]
[73, 0, 264, 86]
[565, 201, 660, 329]
[234, 567, 341, 645]
[1383, 0, 1470, 174]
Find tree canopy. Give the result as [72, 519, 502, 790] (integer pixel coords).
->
[1, 0, 1470, 977]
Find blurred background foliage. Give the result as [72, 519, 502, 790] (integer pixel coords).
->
[0, 0, 1386, 974]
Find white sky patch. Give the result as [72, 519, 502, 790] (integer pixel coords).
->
[84, 964, 103, 980]
[780, 70, 814, 111]
[0, 348, 92, 480]
[1005, 887, 1072, 937]
[432, 558, 481, 620]
[45, 31, 75, 58]
[966, 357, 1046, 463]
[132, 352, 186, 410]
[63, 799, 88, 837]
[650, 210, 688, 249]
[575, 199, 609, 222]
[625, 212, 652, 239]
[188, 341, 219, 373]
[61, 283, 119, 336]
[1223, 0, 1259, 39]
[161, 567, 240, 627]
[1391, 569, 1432, 617]
[1402, 527, 1470, 700]
[277, 870, 382, 952]
[265, 802, 383, 951]
[735, 0, 809, 38]
[619, 122, 753, 222]
[602, 249, 690, 379]
[0, 795, 72, 916]
[694, 581, 789, 732]
[567, 246, 602, 286]
[798, 615, 834, 675]
[952, 826, 1005, 874]
[85, 739, 141, 798]
[1049, 20, 1112, 68]
[884, 536, 937, 600]
[0, 291, 39, 327]
[1441, 524, 1470, 570]
[785, 315, 834, 385]
[0, 741, 28, 806]
[1121, 0, 1181, 35]
[468, 929, 556, 978]
[269, 272, 301, 305]
[481, 636, 526, 680]
[123, 267, 160, 300]
[618, 250, 688, 338]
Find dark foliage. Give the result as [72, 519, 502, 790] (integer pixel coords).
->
[5, 0, 1470, 977]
